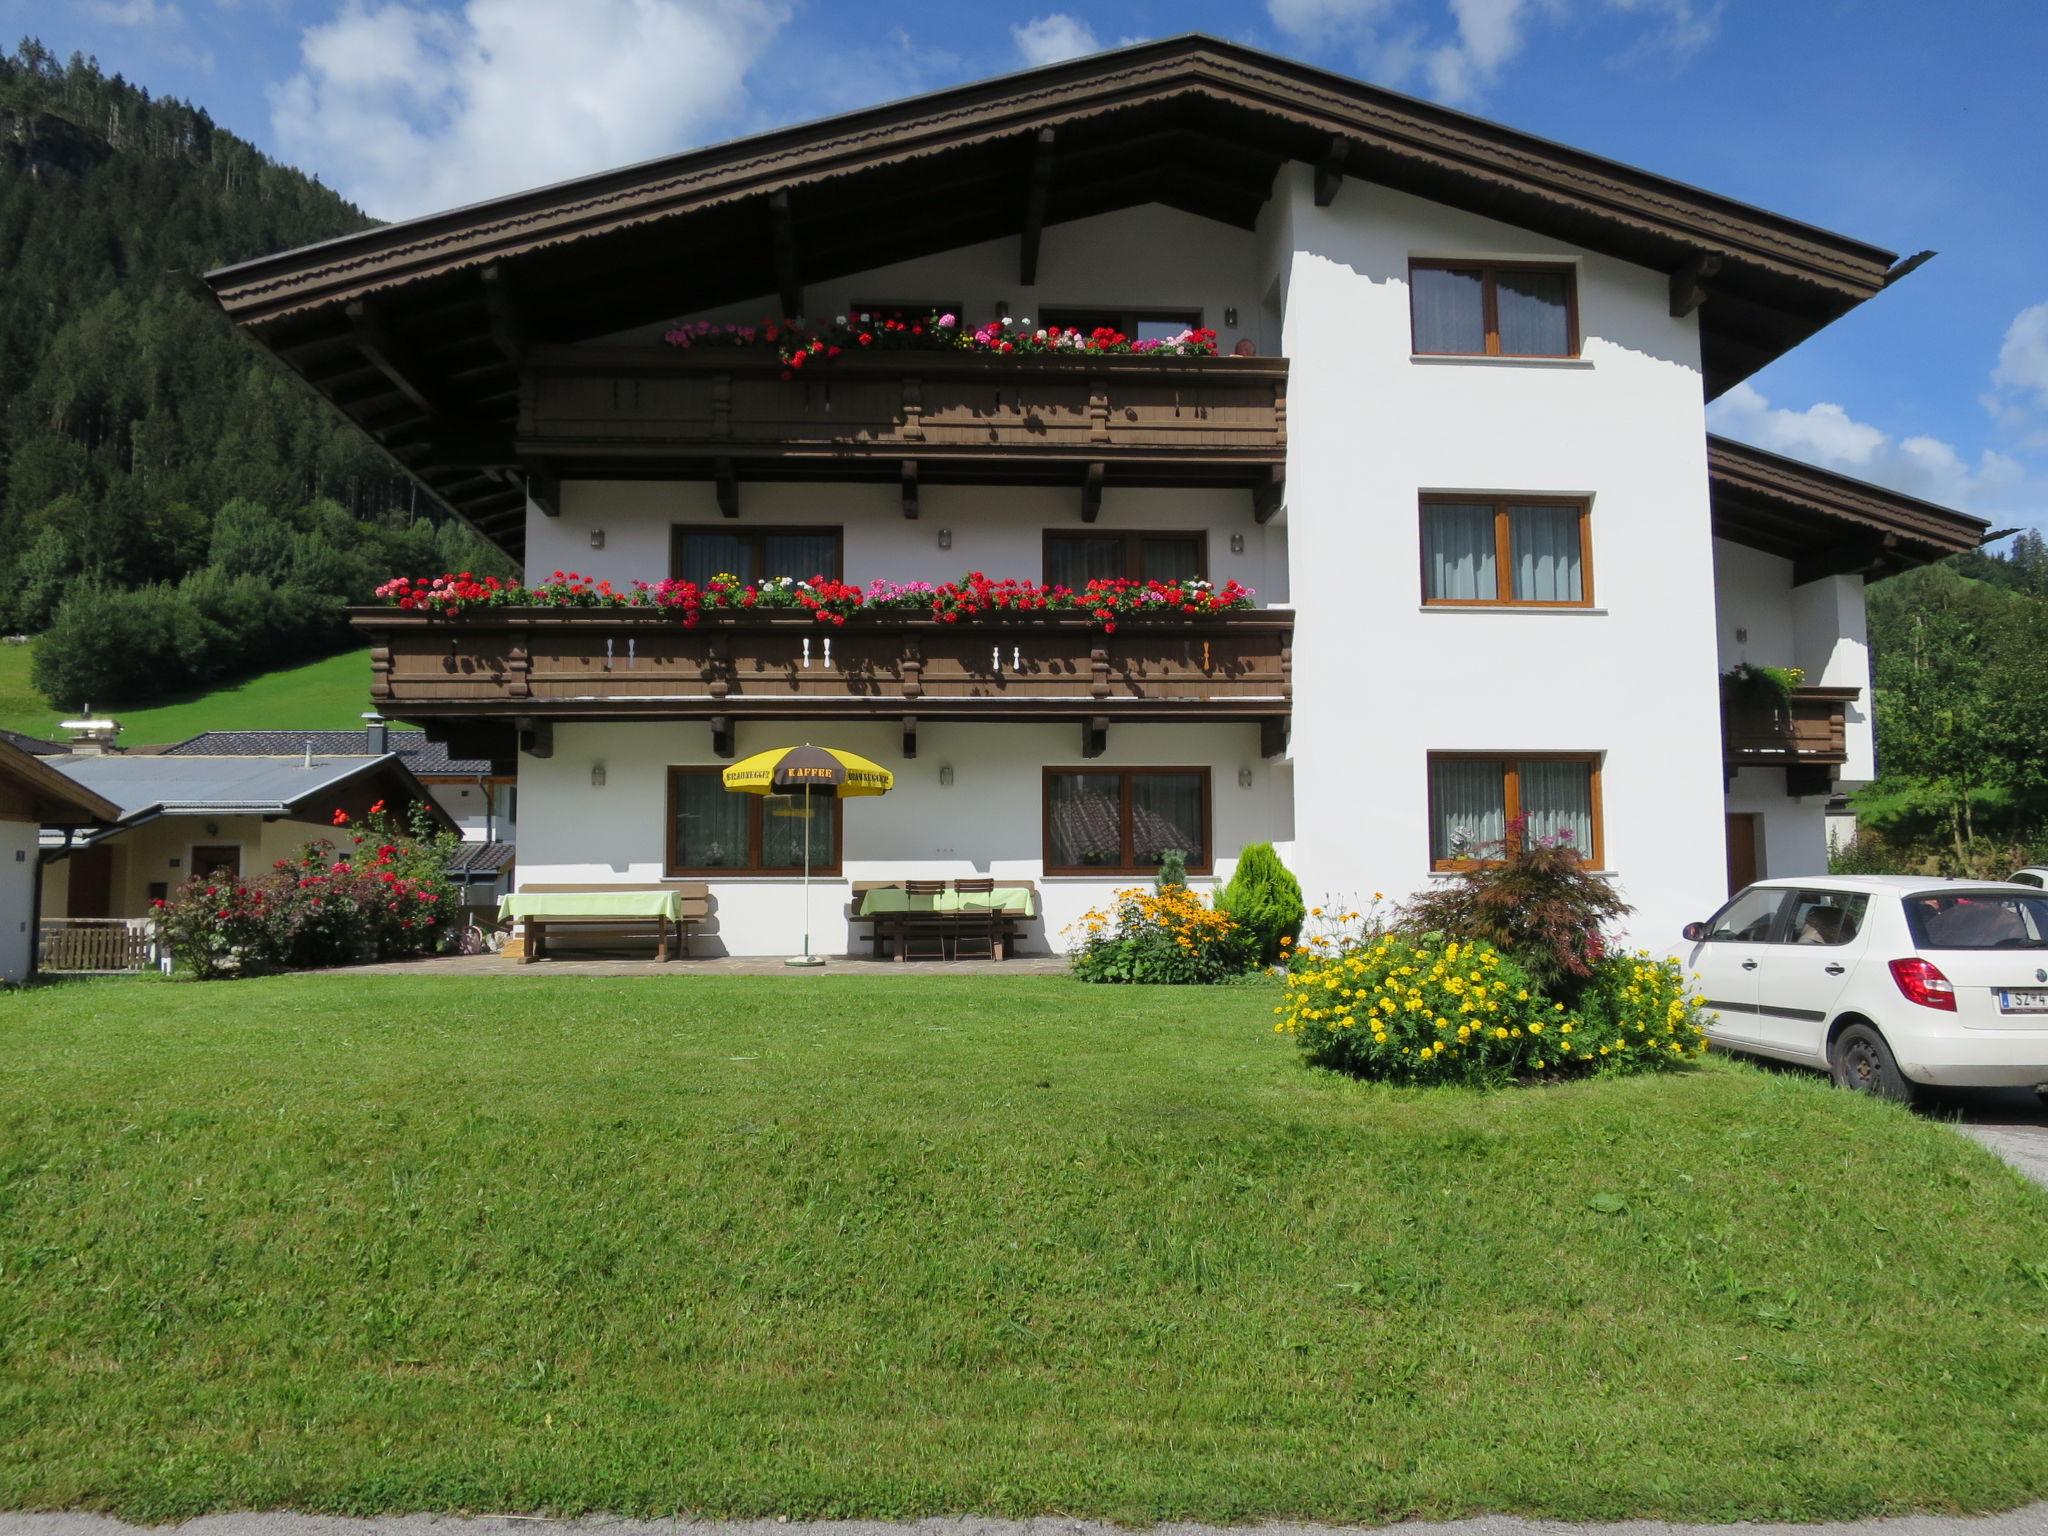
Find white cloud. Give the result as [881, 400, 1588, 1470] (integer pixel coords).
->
[269, 0, 792, 222]
[1710, 381, 2041, 530]
[1011, 13, 1101, 67]
[1992, 300, 2048, 411]
[1264, 0, 1718, 103]
[84, 0, 182, 24]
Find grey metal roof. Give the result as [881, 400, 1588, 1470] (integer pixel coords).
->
[43, 753, 401, 820]
[0, 728, 67, 757]
[448, 840, 516, 879]
[164, 729, 494, 776]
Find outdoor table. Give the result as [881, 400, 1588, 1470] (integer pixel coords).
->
[498, 888, 688, 962]
[856, 887, 1036, 917]
[855, 885, 1035, 961]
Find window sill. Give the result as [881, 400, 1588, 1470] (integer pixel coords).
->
[664, 872, 844, 882]
[1419, 604, 1608, 616]
[1410, 354, 1594, 371]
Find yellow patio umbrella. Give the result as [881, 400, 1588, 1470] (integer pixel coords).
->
[722, 744, 894, 967]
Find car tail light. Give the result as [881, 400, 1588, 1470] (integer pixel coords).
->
[1889, 957, 1957, 1011]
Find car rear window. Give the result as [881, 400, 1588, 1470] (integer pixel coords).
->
[1904, 892, 2048, 949]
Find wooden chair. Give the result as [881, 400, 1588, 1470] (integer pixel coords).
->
[901, 879, 950, 961]
[950, 877, 1000, 961]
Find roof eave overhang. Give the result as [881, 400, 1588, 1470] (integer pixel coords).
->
[1707, 434, 1988, 576]
[206, 37, 1894, 330]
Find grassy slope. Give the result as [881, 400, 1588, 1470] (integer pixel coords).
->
[0, 643, 373, 744]
[1, 974, 2045, 1522]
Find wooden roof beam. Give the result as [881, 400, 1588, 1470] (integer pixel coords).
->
[1080, 461, 1103, 524]
[769, 190, 801, 319]
[1020, 127, 1054, 286]
[1670, 251, 1723, 319]
[528, 465, 561, 519]
[1794, 533, 1896, 587]
[480, 262, 530, 365]
[1314, 136, 1346, 207]
[1253, 465, 1285, 525]
[715, 456, 740, 519]
[900, 459, 919, 520]
[346, 299, 441, 418]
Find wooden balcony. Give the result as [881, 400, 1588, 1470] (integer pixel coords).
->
[505, 346, 1288, 513]
[1722, 683, 1859, 776]
[357, 607, 1293, 754]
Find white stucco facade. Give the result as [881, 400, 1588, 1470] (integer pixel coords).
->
[0, 817, 37, 982]
[503, 178, 1878, 956]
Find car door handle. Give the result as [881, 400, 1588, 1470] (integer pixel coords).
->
[1741, 959, 1759, 970]
[1824, 963, 1846, 975]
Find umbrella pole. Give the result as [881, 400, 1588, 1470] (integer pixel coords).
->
[787, 783, 825, 968]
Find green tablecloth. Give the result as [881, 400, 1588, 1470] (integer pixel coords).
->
[499, 890, 683, 921]
[859, 887, 1035, 917]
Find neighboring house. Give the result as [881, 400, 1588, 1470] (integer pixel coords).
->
[38, 734, 454, 921]
[163, 717, 516, 844]
[0, 738, 120, 981]
[201, 36, 1988, 955]
[161, 718, 517, 911]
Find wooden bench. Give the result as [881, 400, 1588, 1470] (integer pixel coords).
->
[848, 880, 1037, 961]
[513, 882, 710, 963]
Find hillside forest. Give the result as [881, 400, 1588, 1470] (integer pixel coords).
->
[0, 39, 509, 716]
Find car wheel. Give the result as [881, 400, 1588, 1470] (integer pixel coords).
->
[1828, 1022, 1916, 1103]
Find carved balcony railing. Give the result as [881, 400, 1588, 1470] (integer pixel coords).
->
[1722, 683, 1859, 770]
[356, 608, 1293, 735]
[501, 347, 1287, 509]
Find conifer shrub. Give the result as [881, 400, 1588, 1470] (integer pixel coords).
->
[1215, 842, 1305, 965]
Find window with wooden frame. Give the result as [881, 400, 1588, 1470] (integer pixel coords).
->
[666, 767, 841, 876]
[1420, 496, 1591, 606]
[1409, 261, 1578, 358]
[1043, 767, 1212, 875]
[1040, 306, 1203, 343]
[1043, 530, 1206, 588]
[1427, 753, 1603, 869]
[671, 526, 843, 587]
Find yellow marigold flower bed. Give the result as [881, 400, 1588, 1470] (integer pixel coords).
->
[1069, 883, 1249, 984]
[1276, 932, 1708, 1086]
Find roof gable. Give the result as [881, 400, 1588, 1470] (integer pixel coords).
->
[203, 35, 1913, 553]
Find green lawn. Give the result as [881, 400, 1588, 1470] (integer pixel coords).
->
[2, 974, 2045, 1522]
[0, 643, 373, 745]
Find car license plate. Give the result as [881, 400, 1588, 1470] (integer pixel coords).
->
[1998, 989, 2048, 1013]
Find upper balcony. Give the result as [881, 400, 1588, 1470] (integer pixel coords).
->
[356, 605, 1294, 760]
[515, 346, 1289, 518]
[1722, 681, 1859, 789]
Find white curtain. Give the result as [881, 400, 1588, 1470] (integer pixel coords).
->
[1411, 266, 1486, 353]
[1431, 758, 1505, 862]
[1496, 269, 1570, 356]
[761, 792, 835, 868]
[1423, 503, 1497, 601]
[672, 772, 749, 868]
[1519, 758, 1594, 856]
[1510, 505, 1583, 602]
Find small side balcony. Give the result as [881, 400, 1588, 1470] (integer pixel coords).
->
[1721, 681, 1860, 781]
[357, 607, 1294, 754]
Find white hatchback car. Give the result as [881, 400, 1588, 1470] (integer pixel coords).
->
[1679, 876, 2048, 1101]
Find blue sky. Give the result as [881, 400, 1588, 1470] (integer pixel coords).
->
[19, 0, 2048, 535]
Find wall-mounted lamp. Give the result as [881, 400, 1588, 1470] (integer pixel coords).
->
[1224, 306, 1239, 327]
[1229, 532, 1246, 554]
[1238, 766, 1255, 789]
[1735, 626, 1748, 644]
[590, 528, 606, 550]
[939, 764, 955, 786]
[937, 528, 953, 550]
[591, 763, 607, 788]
